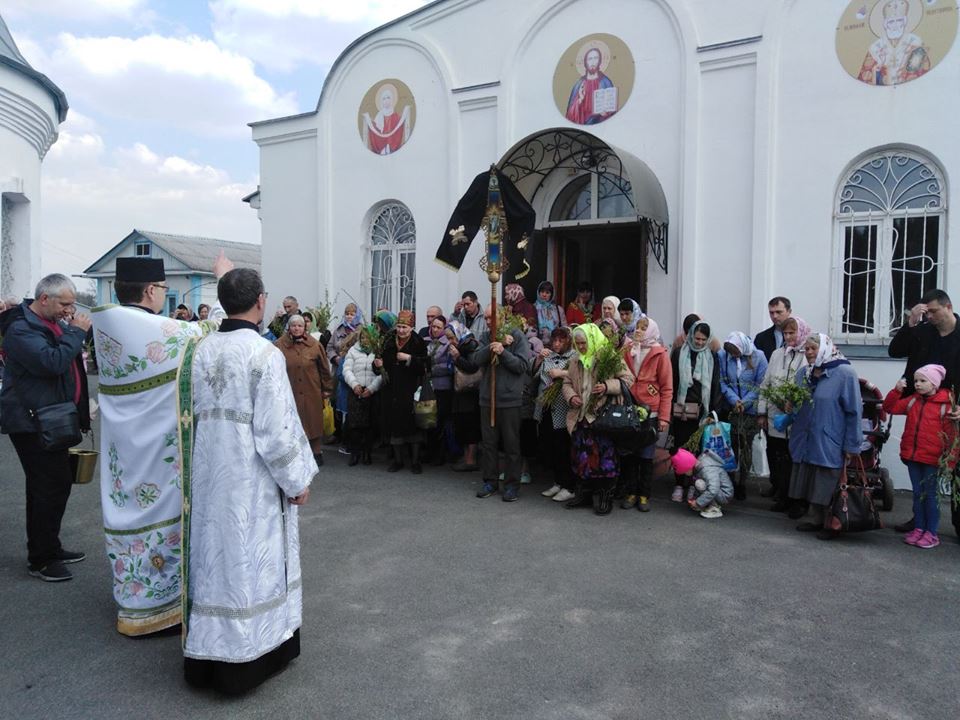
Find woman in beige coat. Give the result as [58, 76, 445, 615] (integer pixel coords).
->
[275, 314, 334, 465]
[561, 324, 634, 514]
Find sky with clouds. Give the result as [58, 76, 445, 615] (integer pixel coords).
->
[0, 0, 429, 287]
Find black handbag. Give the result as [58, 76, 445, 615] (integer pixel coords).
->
[826, 457, 883, 533]
[33, 401, 82, 451]
[13, 365, 82, 452]
[592, 380, 658, 449]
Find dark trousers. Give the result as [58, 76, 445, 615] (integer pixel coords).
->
[480, 406, 522, 488]
[621, 454, 655, 497]
[10, 433, 73, 566]
[767, 435, 792, 498]
[538, 416, 573, 491]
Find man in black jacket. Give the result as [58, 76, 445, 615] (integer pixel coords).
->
[754, 296, 792, 361]
[0, 274, 91, 582]
[888, 288, 960, 538]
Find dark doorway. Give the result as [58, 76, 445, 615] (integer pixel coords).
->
[553, 224, 647, 310]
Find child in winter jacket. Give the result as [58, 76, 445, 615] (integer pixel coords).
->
[688, 449, 735, 518]
[882, 364, 957, 549]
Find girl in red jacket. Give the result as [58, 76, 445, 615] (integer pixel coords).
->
[882, 364, 957, 549]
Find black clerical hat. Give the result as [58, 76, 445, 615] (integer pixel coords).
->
[116, 257, 165, 283]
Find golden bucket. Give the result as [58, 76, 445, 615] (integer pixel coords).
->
[69, 448, 99, 485]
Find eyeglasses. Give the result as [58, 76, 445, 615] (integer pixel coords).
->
[151, 283, 169, 291]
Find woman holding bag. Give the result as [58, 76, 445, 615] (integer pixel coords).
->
[562, 324, 634, 515]
[275, 314, 334, 467]
[669, 320, 721, 502]
[788, 333, 862, 541]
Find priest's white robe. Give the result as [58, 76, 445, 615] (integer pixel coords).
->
[92, 305, 221, 636]
[178, 326, 317, 663]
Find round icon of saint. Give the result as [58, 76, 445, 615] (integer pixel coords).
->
[358, 79, 416, 155]
[836, 0, 958, 86]
[553, 34, 635, 126]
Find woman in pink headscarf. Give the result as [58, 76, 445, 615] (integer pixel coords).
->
[619, 317, 673, 512]
[503, 283, 538, 329]
[757, 316, 811, 516]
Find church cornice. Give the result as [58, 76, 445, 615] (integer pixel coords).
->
[0, 85, 58, 158]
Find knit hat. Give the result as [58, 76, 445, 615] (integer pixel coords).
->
[671, 448, 698, 476]
[915, 364, 946, 390]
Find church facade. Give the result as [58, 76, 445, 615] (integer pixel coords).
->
[251, 0, 959, 487]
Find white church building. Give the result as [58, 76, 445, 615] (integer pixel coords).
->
[250, 0, 959, 487]
[0, 15, 67, 301]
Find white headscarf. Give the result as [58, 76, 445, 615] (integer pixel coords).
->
[724, 331, 755, 377]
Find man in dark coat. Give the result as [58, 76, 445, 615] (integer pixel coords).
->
[754, 296, 792, 361]
[0, 274, 91, 582]
[888, 288, 960, 539]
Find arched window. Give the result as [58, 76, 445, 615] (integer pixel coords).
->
[833, 150, 946, 342]
[368, 202, 416, 314]
[549, 173, 635, 223]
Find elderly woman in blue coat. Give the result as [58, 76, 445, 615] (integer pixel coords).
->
[718, 331, 768, 499]
[788, 333, 862, 540]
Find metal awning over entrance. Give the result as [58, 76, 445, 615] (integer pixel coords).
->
[498, 128, 668, 272]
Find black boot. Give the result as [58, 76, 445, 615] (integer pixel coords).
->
[387, 446, 403, 472]
[348, 451, 360, 467]
[410, 444, 422, 474]
[361, 448, 372, 465]
[564, 484, 591, 509]
[313, 453, 324, 467]
[593, 485, 614, 515]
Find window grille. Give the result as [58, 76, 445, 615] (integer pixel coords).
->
[369, 203, 416, 314]
[833, 151, 945, 342]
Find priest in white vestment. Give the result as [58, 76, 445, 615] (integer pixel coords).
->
[92, 255, 231, 636]
[177, 268, 317, 694]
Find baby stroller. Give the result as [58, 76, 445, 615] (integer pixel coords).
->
[859, 378, 895, 511]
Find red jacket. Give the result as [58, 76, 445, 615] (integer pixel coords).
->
[882, 388, 958, 467]
[623, 344, 673, 421]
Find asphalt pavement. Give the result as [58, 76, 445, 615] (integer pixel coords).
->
[1, 392, 958, 720]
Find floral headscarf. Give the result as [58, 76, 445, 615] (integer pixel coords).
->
[804, 333, 848, 379]
[445, 320, 473, 344]
[396, 309, 414, 327]
[341, 303, 362, 331]
[783, 316, 812, 349]
[572, 322, 607, 370]
[620, 298, 644, 333]
[504, 283, 526, 304]
[635, 318, 660, 349]
[535, 280, 561, 334]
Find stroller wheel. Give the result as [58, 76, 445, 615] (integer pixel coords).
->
[879, 467, 894, 512]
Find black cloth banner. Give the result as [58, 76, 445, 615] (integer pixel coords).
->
[435, 169, 535, 273]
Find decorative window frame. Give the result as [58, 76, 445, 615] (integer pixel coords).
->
[363, 201, 417, 315]
[831, 148, 947, 344]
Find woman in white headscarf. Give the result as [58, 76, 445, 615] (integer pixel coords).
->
[669, 320, 721, 502]
[788, 333, 862, 541]
[718, 331, 768, 499]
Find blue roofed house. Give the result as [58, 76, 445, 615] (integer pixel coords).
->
[82, 230, 261, 317]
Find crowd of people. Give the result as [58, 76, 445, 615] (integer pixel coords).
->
[1, 262, 958, 695]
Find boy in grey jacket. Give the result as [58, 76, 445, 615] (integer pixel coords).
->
[688, 450, 735, 518]
[470, 310, 532, 502]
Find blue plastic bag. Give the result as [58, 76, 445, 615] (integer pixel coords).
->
[701, 413, 738, 472]
[773, 412, 796, 433]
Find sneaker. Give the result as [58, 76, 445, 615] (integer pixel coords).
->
[56, 549, 86, 564]
[498, 472, 505, 481]
[915, 531, 940, 549]
[553, 488, 575, 502]
[338, 446, 352, 455]
[903, 528, 924, 546]
[700, 503, 723, 519]
[502, 486, 519, 503]
[637, 496, 650, 512]
[520, 472, 532, 485]
[670, 485, 683, 502]
[28, 561, 72, 582]
[476, 482, 498, 499]
[620, 494, 637, 510]
[541, 484, 562, 498]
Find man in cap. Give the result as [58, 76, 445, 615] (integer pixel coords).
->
[92, 252, 232, 635]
